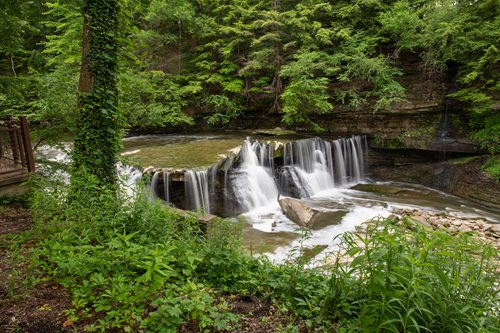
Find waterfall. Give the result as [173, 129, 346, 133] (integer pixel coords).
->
[230, 139, 279, 212]
[185, 170, 211, 213]
[331, 136, 366, 185]
[151, 171, 160, 200]
[163, 171, 170, 203]
[282, 138, 335, 196]
[332, 140, 347, 186]
[149, 135, 368, 215]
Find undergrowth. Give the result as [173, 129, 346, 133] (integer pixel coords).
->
[483, 155, 500, 181]
[26, 178, 500, 332]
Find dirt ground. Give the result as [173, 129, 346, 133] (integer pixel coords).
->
[0, 205, 80, 333]
[0, 205, 300, 333]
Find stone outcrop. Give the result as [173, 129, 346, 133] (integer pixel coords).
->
[369, 153, 500, 208]
[278, 197, 341, 228]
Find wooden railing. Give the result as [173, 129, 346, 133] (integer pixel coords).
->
[0, 116, 35, 176]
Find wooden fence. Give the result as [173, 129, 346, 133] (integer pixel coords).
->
[0, 116, 35, 178]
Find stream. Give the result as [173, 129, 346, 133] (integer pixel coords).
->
[123, 133, 500, 263]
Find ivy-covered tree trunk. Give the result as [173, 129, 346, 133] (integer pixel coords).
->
[71, 0, 121, 193]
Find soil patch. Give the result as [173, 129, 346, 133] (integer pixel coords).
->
[0, 205, 84, 333]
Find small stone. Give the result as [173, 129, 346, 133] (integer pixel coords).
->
[458, 225, 472, 233]
[451, 220, 463, 227]
[387, 214, 399, 222]
[490, 224, 500, 234]
[483, 224, 493, 231]
[411, 216, 432, 228]
[271, 222, 277, 227]
[489, 232, 500, 239]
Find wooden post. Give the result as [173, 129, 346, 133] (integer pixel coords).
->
[19, 116, 35, 173]
[16, 127, 27, 167]
[6, 115, 20, 164]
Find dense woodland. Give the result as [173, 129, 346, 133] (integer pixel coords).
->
[1, 0, 499, 153]
[1, 1, 500, 332]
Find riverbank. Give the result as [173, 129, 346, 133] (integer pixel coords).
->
[387, 208, 500, 248]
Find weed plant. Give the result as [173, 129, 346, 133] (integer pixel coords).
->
[325, 218, 499, 332]
[27, 178, 499, 332]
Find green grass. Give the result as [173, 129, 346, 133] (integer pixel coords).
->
[483, 155, 500, 181]
[451, 155, 482, 165]
[20, 178, 500, 332]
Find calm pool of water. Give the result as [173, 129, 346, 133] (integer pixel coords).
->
[123, 132, 305, 169]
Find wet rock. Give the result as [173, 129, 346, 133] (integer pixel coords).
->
[278, 197, 341, 228]
[351, 184, 405, 195]
[252, 127, 297, 136]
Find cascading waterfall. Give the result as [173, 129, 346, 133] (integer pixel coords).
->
[150, 135, 368, 215]
[163, 171, 170, 203]
[230, 139, 279, 212]
[331, 136, 366, 185]
[185, 170, 211, 213]
[281, 138, 335, 196]
[332, 140, 347, 186]
[150, 171, 160, 200]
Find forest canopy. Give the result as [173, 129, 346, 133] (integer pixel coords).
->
[0, 0, 498, 152]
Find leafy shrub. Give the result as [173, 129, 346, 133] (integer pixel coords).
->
[482, 155, 500, 181]
[30, 180, 238, 332]
[326, 218, 499, 332]
[28, 179, 499, 332]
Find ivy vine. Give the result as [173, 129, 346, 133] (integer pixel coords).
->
[71, 0, 123, 192]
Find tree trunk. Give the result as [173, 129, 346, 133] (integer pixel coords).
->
[71, 0, 121, 195]
[78, 7, 91, 94]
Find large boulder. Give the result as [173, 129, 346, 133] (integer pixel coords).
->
[279, 197, 342, 228]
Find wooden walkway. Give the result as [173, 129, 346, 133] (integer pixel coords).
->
[0, 116, 34, 195]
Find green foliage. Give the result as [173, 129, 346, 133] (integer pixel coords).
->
[1, 0, 496, 146]
[327, 218, 498, 332]
[380, 0, 500, 152]
[30, 180, 239, 331]
[482, 155, 500, 181]
[71, 0, 122, 192]
[28, 177, 500, 332]
[281, 51, 334, 129]
[119, 70, 195, 128]
[203, 94, 243, 125]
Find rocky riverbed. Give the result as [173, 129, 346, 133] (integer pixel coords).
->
[355, 207, 500, 249]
